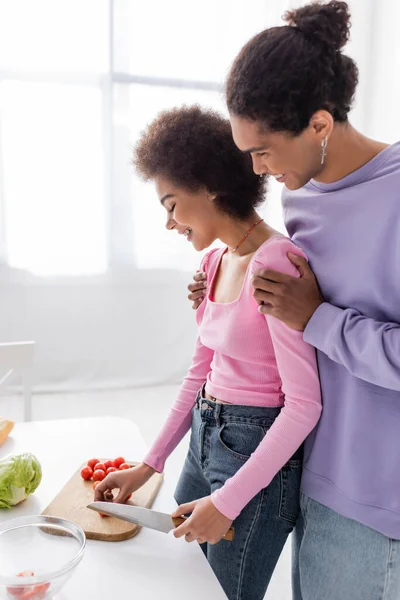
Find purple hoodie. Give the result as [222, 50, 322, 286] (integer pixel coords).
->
[282, 141, 400, 539]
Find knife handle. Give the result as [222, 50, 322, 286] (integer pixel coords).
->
[172, 517, 235, 542]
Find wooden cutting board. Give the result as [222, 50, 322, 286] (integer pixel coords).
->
[42, 461, 164, 542]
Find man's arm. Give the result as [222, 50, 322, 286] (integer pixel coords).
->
[304, 302, 400, 391]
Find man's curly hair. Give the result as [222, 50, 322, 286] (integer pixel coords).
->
[133, 105, 266, 221]
[226, 1, 358, 134]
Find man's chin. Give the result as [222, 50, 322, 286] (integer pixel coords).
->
[285, 176, 309, 191]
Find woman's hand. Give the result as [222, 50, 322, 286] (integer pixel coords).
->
[188, 271, 207, 310]
[93, 463, 156, 503]
[172, 496, 233, 545]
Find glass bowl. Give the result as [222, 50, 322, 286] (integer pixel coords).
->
[0, 515, 86, 599]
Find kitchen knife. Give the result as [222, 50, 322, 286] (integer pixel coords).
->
[87, 502, 234, 541]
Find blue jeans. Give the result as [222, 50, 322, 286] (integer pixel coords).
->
[174, 392, 303, 600]
[292, 493, 400, 600]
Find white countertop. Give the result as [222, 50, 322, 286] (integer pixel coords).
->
[0, 416, 227, 599]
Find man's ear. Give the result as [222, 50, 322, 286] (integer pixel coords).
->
[309, 110, 334, 140]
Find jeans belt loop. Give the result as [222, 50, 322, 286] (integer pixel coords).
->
[215, 402, 221, 428]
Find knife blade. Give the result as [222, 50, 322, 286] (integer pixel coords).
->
[87, 502, 234, 541]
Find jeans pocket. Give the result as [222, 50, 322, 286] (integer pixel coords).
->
[279, 459, 302, 525]
[217, 421, 267, 461]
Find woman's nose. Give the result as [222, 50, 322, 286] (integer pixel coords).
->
[166, 215, 176, 230]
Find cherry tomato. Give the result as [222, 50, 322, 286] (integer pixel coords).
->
[6, 588, 27, 598]
[8, 590, 34, 599]
[95, 462, 106, 472]
[93, 469, 106, 482]
[32, 583, 50, 598]
[18, 587, 48, 600]
[104, 460, 114, 470]
[7, 572, 36, 598]
[87, 458, 100, 470]
[80, 466, 93, 481]
[99, 513, 109, 518]
[18, 592, 36, 600]
[113, 456, 126, 469]
[119, 463, 131, 470]
[106, 466, 117, 474]
[92, 481, 100, 490]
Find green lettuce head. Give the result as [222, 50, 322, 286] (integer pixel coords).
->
[0, 453, 42, 509]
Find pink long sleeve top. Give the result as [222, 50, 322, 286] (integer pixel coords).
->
[143, 236, 322, 520]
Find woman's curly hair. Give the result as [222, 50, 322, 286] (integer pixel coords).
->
[226, 1, 358, 134]
[133, 105, 267, 220]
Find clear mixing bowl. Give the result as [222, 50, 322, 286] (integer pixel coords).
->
[0, 515, 86, 599]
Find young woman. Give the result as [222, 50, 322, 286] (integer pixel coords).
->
[95, 105, 322, 600]
[188, 2, 400, 599]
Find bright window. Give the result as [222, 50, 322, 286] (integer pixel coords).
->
[0, 0, 290, 274]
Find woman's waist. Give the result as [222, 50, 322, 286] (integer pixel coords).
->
[204, 390, 232, 404]
[197, 388, 283, 423]
[204, 378, 284, 408]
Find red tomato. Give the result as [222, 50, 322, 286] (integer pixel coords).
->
[7, 587, 36, 600]
[92, 481, 100, 490]
[93, 469, 106, 482]
[7, 585, 29, 597]
[95, 462, 106, 472]
[18, 587, 48, 600]
[113, 456, 126, 469]
[87, 458, 100, 470]
[18, 592, 36, 600]
[7, 572, 35, 598]
[6, 589, 26, 598]
[80, 466, 93, 481]
[99, 513, 109, 518]
[119, 463, 131, 470]
[32, 583, 50, 599]
[106, 466, 117, 474]
[104, 460, 114, 470]
[6, 573, 49, 600]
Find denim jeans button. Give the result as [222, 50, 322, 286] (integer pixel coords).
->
[201, 401, 210, 410]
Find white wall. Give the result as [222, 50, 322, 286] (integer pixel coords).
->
[1, 266, 197, 392]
